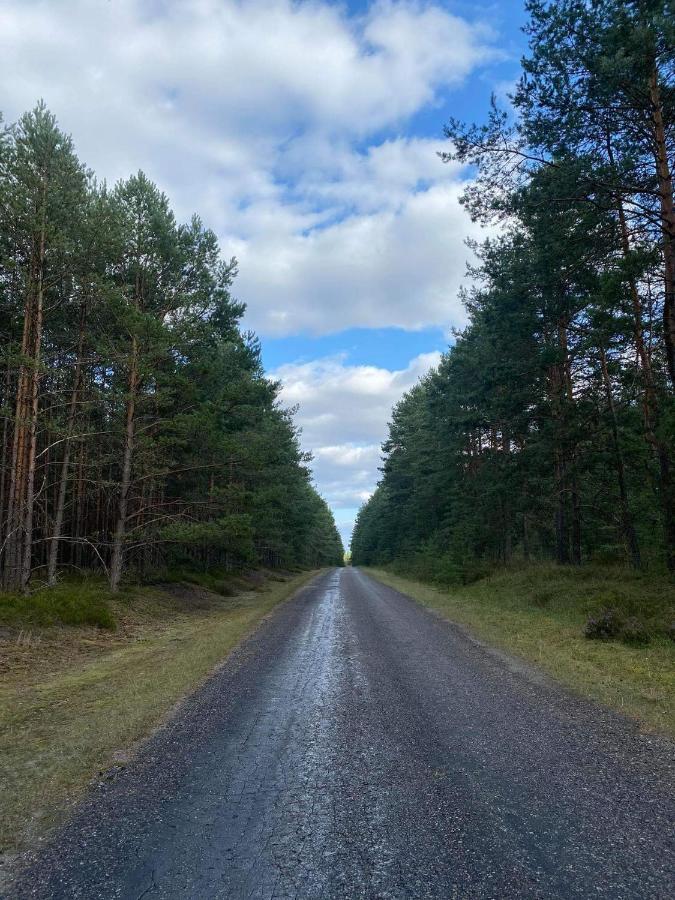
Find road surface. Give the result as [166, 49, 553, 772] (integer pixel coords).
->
[11, 568, 675, 899]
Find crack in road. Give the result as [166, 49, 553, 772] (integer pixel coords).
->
[9, 568, 675, 899]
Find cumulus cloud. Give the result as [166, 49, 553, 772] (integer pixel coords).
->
[275, 351, 440, 446]
[1, 0, 491, 140]
[0, 0, 493, 338]
[273, 351, 442, 540]
[235, 174, 483, 336]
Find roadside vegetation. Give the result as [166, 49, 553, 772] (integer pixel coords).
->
[0, 569, 319, 865]
[365, 565, 675, 737]
[352, 2, 674, 577]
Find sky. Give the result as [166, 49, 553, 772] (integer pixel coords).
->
[1, 0, 529, 548]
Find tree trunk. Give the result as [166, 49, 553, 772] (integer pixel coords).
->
[47, 302, 86, 585]
[501, 426, 512, 562]
[608, 129, 675, 573]
[77, 421, 90, 568]
[20, 183, 48, 592]
[3, 295, 33, 589]
[554, 447, 569, 565]
[559, 321, 581, 564]
[649, 65, 675, 388]
[656, 446, 675, 574]
[599, 349, 642, 570]
[0, 366, 11, 552]
[109, 337, 138, 592]
[4, 177, 48, 592]
[550, 359, 570, 565]
[522, 511, 530, 562]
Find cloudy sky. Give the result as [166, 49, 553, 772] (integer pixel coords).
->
[1, 0, 527, 546]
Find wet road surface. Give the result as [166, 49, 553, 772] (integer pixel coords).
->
[10, 567, 675, 899]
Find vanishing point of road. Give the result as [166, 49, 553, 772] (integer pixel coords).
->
[12, 568, 675, 899]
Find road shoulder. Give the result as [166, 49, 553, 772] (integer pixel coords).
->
[361, 566, 675, 739]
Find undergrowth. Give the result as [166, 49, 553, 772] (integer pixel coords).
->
[0, 566, 298, 631]
[0, 579, 116, 630]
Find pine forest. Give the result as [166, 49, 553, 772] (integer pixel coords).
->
[352, 0, 675, 581]
[0, 104, 343, 594]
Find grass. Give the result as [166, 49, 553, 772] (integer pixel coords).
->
[0, 569, 320, 866]
[364, 563, 675, 738]
[0, 580, 117, 629]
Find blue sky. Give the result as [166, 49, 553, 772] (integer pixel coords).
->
[1, 0, 529, 547]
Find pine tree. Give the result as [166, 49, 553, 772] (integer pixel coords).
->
[0, 103, 88, 591]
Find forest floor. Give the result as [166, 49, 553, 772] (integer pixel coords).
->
[0, 568, 320, 870]
[365, 564, 675, 738]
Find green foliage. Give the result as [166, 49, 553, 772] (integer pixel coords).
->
[354, 0, 675, 580]
[585, 608, 655, 647]
[0, 580, 116, 629]
[0, 104, 342, 593]
[620, 617, 652, 647]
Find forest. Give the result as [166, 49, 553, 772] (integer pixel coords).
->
[0, 103, 343, 595]
[352, 0, 675, 581]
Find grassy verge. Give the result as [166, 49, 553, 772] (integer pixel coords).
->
[0, 569, 320, 862]
[364, 564, 675, 737]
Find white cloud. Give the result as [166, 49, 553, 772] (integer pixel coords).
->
[274, 351, 442, 540]
[0, 1, 491, 176]
[275, 351, 440, 446]
[235, 174, 483, 336]
[0, 0, 493, 338]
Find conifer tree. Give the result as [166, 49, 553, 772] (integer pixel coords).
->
[0, 105, 343, 592]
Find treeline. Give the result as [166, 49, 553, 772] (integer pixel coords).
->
[352, 0, 675, 579]
[0, 103, 343, 593]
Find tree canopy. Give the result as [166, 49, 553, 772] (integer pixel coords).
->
[353, 0, 674, 579]
[0, 103, 343, 593]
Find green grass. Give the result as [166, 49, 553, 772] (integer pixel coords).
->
[0, 579, 117, 629]
[0, 569, 320, 865]
[364, 563, 675, 737]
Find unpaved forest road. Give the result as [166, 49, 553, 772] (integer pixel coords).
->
[11, 569, 675, 899]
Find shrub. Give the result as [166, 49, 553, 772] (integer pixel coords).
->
[54, 594, 116, 629]
[620, 617, 651, 647]
[584, 607, 652, 646]
[584, 607, 623, 640]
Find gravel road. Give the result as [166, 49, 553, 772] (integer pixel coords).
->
[10, 567, 675, 899]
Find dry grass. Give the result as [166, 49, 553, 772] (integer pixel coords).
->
[0, 570, 319, 863]
[365, 564, 675, 738]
